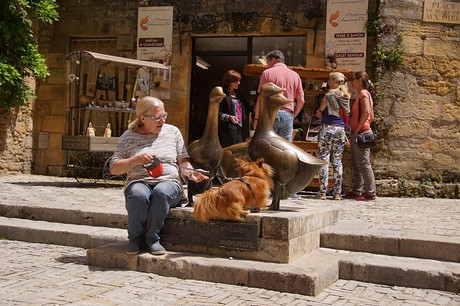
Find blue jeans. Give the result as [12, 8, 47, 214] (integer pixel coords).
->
[124, 181, 182, 246]
[273, 109, 294, 142]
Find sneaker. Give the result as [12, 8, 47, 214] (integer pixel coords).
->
[333, 193, 342, 201]
[356, 193, 377, 201]
[290, 193, 301, 199]
[318, 192, 327, 200]
[343, 191, 360, 199]
[125, 240, 140, 255]
[149, 241, 166, 255]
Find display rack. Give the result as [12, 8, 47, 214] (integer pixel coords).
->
[63, 51, 168, 184]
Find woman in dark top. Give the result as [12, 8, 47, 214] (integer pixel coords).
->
[218, 70, 248, 148]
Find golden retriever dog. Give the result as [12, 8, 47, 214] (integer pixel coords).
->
[193, 158, 274, 222]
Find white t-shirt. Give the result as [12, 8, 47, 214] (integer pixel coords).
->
[111, 124, 189, 188]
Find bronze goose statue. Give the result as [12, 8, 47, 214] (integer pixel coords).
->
[248, 83, 326, 210]
[219, 140, 250, 180]
[187, 86, 226, 203]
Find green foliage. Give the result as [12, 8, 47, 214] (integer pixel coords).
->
[420, 177, 434, 186]
[366, 1, 405, 81]
[366, 12, 381, 38]
[0, 0, 59, 108]
[371, 45, 404, 70]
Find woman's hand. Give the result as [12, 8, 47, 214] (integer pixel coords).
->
[111, 152, 155, 175]
[352, 130, 358, 139]
[316, 109, 323, 118]
[186, 171, 208, 183]
[136, 153, 155, 166]
[229, 115, 239, 125]
[178, 158, 209, 183]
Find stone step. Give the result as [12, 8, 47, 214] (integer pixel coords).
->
[0, 216, 126, 249]
[322, 248, 460, 294]
[321, 220, 460, 263]
[0, 203, 127, 229]
[87, 241, 340, 296]
[0, 215, 339, 296]
[1, 215, 458, 295]
[0, 203, 339, 264]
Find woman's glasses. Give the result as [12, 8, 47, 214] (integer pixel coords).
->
[144, 113, 168, 121]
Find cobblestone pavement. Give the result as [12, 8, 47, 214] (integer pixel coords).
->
[1, 240, 459, 306]
[0, 174, 459, 305]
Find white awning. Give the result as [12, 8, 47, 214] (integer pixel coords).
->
[66, 51, 169, 70]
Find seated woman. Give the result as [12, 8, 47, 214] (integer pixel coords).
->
[110, 96, 207, 255]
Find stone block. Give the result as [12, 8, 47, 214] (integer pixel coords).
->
[321, 232, 400, 256]
[160, 207, 337, 263]
[400, 233, 460, 262]
[420, 80, 455, 96]
[36, 84, 65, 101]
[387, 120, 431, 138]
[139, 254, 194, 279]
[248, 266, 316, 296]
[41, 115, 66, 133]
[442, 103, 460, 121]
[188, 257, 250, 285]
[338, 255, 459, 293]
[393, 98, 439, 121]
[425, 38, 460, 59]
[402, 57, 435, 76]
[402, 36, 423, 55]
[117, 35, 135, 51]
[87, 242, 138, 271]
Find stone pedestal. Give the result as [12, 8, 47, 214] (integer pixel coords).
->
[161, 205, 338, 263]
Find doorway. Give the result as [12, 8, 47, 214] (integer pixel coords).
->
[189, 36, 307, 143]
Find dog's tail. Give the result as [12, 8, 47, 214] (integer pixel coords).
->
[193, 189, 223, 223]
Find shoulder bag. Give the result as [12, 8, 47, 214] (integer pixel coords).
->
[356, 95, 377, 149]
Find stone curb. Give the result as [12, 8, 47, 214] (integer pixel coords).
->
[0, 203, 127, 229]
[322, 249, 460, 294]
[0, 216, 126, 249]
[321, 220, 460, 263]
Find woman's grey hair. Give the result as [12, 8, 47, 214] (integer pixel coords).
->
[128, 96, 164, 130]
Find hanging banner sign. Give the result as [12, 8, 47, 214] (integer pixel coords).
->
[325, 0, 369, 71]
[137, 6, 173, 99]
[137, 6, 173, 63]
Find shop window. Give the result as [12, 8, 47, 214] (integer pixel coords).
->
[190, 36, 307, 143]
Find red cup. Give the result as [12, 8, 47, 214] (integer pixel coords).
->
[143, 157, 163, 178]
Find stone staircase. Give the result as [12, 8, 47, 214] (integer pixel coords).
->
[0, 201, 458, 296]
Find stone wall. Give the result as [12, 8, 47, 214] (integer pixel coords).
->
[0, 103, 34, 174]
[372, 1, 460, 197]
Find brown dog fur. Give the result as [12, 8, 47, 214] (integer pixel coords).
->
[193, 158, 274, 222]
